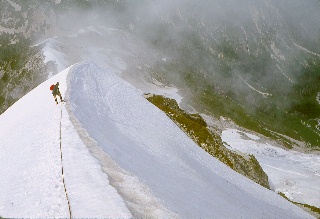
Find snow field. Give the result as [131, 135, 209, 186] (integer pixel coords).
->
[0, 66, 131, 218]
[68, 62, 313, 218]
[0, 61, 315, 218]
[0, 68, 70, 217]
[222, 128, 320, 208]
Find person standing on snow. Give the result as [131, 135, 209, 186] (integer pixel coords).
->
[50, 82, 64, 104]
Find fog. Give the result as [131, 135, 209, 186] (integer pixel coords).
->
[36, 0, 320, 111]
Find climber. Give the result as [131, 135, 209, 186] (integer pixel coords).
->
[50, 82, 64, 104]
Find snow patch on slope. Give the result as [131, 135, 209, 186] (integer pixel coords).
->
[292, 41, 320, 58]
[238, 75, 272, 98]
[68, 62, 313, 218]
[6, 0, 21, 11]
[40, 38, 69, 73]
[0, 66, 131, 218]
[142, 79, 183, 105]
[0, 61, 314, 218]
[222, 128, 320, 208]
[65, 82, 178, 218]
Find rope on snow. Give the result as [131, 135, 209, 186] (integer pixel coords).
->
[59, 107, 72, 219]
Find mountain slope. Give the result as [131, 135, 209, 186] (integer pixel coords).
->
[68, 62, 313, 218]
[222, 128, 320, 209]
[0, 66, 131, 218]
[0, 62, 314, 218]
[22, 0, 320, 148]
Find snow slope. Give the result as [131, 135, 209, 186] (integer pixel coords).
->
[222, 129, 320, 208]
[0, 66, 131, 218]
[68, 62, 313, 218]
[0, 62, 314, 218]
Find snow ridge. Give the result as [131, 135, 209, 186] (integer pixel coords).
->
[67, 62, 313, 218]
[0, 62, 314, 218]
[222, 128, 320, 208]
[66, 62, 178, 218]
[59, 108, 72, 219]
[0, 66, 131, 218]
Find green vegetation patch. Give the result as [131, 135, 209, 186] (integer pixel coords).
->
[146, 94, 270, 189]
[0, 33, 47, 114]
[148, 20, 320, 148]
[196, 88, 301, 149]
[289, 59, 320, 118]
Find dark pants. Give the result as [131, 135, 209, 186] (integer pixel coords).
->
[53, 91, 63, 104]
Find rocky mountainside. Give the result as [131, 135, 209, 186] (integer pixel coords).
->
[2, 1, 320, 149]
[0, 0, 52, 113]
[0, 0, 122, 114]
[146, 94, 270, 189]
[134, 0, 320, 149]
[1, 1, 320, 215]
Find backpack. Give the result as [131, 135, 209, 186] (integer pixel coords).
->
[50, 84, 55, 90]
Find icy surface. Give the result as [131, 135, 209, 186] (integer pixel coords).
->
[67, 62, 312, 218]
[222, 128, 320, 208]
[0, 62, 314, 218]
[0, 66, 131, 218]
[41, 38, 69, 73]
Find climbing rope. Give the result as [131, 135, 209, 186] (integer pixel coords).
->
[59, 107, 72, 219]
